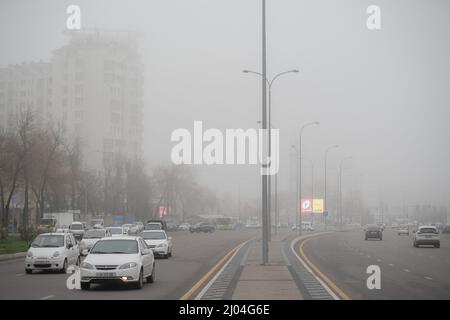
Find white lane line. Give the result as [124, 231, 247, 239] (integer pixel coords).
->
[39, 295, 54, 300]
[424, 276, 433, 280]
[377, 259, 382, 262]
[367, 255, 371, 259]
[388, 264, 394, 267]
[15, 273, 24, 276]
[403, 269, 410, 273]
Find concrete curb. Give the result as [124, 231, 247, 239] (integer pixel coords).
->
[0, 252, 26, 262]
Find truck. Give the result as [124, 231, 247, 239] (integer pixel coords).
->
[42, 212, 74, 230]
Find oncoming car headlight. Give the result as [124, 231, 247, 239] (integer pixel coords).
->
[119, 262, 137, 269]
[27, 251, 33, 258]
[81, 262, 94, 270]
[52, 251, 60, 258]
[157, 243, 167, 248]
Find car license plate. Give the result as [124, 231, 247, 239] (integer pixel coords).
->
[96, 272, 116, 278]
[35, 260, 50, 264]
[425, 235, 432, 238]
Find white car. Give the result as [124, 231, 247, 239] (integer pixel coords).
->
[79, 229, 111, 255]
[140, 230, 173, 258]
[398, 226, 410, 235]
[25, 233, 79, 274]
[69, 221, 85, 241]
[107, 227, 127, 237]
[145, 222, 163, 230]
[80, 236, 155, 290]
[413, 226, 440, 248]
[178, 222, 190, 231]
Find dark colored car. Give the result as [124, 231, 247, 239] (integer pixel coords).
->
[365, 225, 383, 240]
[190, 222, 215, 233]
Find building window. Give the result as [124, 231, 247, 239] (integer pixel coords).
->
[75, 97, 83, 106]
[74, 110, 83, 120]
[75, 72, 83, 81]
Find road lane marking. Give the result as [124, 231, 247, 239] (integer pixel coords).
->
[424, 276, 433, 280]
[15, 273, 24, 276]
[180, 240, 247, 300]
[367, 255, 371, 258]
[388, 264, 394, 267]
[290, 233, 340, 300]
[403, 269, 410, 273]
[39, 295, 54, 300]
[194, 240, 249, 300]
[377, 259, 382, 262]
[296, 236, 351, 300]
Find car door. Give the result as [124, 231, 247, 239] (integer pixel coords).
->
[139, 239, 152, 276]
[67, 234, 77, 265]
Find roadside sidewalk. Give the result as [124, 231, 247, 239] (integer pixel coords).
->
[232, 232, 303, 300]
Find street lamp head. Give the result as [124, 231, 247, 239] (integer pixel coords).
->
[242, 70, 250, 73]
[292, 69, 300, 73]
[313, 121, 320, 125]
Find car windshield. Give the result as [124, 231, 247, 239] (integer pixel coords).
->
[90, 240, 138, 254]
[70, 224, 83, 230]
[31, 235, 64, 248]
[367, 226, 380, 231]
[84, 230, 105, 238]
[108, 228, 123, 235]
[418, 228, 437, 234]
[141, 231, 166, 240]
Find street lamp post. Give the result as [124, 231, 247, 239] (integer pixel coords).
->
[244, 69, 299, 241]
[339, 157, 352, 229]
[301, 157, 314, 224]
[291, 145, 299, 231]
[261, 0, 268, 265]
[298, 122, 319, 235]
[324, 144, 339, 230]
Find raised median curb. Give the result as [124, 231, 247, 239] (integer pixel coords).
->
[0, 252, 26, 262]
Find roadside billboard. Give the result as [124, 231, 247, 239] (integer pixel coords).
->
[301, 198, 313, 214]
[313, 199, 324, 214]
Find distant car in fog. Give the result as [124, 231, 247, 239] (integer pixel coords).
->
[178, 222, 191, 231]
[397, 225, 410, 236]
[413, 226, 440, 248]
[79, 229, 111, 255]
[365, 225, 383, 240]
[140, 230, 173, 258]
[107, 227, 127, 237]
[190, 222, 215, 233]
[146, 222, 163, 230]
[69, 221, 85, 241]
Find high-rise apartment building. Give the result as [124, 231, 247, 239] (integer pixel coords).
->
[0, 29, 144, 169]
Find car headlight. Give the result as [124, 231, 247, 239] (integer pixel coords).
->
[157, 243, 167, 248]
[53, 251, 60, 258]
[119, 262, 138, 269]
[81, 262, 94, 270]
[27, 251, 33, 258]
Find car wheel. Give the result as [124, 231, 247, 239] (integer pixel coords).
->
[76, 256, 81, 266]
[61, 259, 68, 273]
[135, 269, 144, 289]
[413, 241, 418, 248]
[146, 263, 155, 283]
[25, 269, 32, 274]
[435, 243, 440, 248]
[80, 282, 90, 290]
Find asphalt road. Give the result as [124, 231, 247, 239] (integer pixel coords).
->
[0, 230, 257, 300]
[300, 229, 450, 299]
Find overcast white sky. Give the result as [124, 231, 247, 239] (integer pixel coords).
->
[1, 0, 449, 210]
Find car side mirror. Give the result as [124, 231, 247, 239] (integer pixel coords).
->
[67, 243, 73, 249]
[142, 249, 151, 256]
[81, 249, 89, 256]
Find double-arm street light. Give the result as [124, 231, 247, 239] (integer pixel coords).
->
[244, 69, 299, 242]
[324, 144, 339, 230]
[339, 156, 352, 228]
[297, 122, 319, 235]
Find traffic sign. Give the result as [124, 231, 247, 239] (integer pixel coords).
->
[301, 198, 313, 213]
[323, 210, 329, 217]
